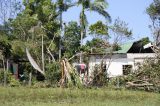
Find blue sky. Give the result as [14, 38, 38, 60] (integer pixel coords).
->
[63, 0, 153, 43]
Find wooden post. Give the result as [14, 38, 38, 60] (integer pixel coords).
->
[116, 76, 120, 88]
[28, 71, 32, 87]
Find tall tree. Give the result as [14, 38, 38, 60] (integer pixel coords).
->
[0, 0, 21, 86]
[56, 0, 74, 60]
[146, 0, 160, 45]
[89, 21, 109, 39]
[86, 18, 132, 53]
[110, 18, 132, 50]
[0, 36, 11, 86]
[86, 38, 110, 53]
[9, 0, 61, 78]
[77, 0, 111, 62]
[62, 21, 81, 59]
[87, 21, 110, 53]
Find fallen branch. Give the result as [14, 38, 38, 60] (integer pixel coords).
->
[126, 80, 153, 88]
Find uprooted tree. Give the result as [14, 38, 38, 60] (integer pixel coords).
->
[121, 0, 160, 92]
[124, 56, 160, 92]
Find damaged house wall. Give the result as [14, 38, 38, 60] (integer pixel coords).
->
[88, 40, 156, 78]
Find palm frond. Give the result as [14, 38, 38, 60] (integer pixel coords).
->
[64, 0, 72, 3]
[90, 3, 111, 22]
[78, 0, 83, 4]
[56, 0, 75, 11]
[94, 0, 109, 9]
[55, 2, 75, 17]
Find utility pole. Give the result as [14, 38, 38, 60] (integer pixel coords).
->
[59, 12, 62, 60]
[42, 34, 45, 72]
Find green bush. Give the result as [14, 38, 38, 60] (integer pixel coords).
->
[92, 64, 109, 87]
[0, 70, 20, 86]
[8, 75, 21, 87]
[45, 62, 61, 86]
[0, 69, 4, 84]
[0, 70, 11, 84]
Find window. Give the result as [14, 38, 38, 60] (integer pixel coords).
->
[122, 65, 132, 75]
[102, 64, 106, 72]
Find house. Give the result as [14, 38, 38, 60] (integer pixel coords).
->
[0, 49, 24, 79]
[88, 40, 156, 77]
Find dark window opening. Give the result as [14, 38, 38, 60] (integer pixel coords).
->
[102, 64, 106, 72]
[122, 65, 132, 75]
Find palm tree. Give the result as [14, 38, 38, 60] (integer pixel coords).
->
[56, 0, 74, 60]
[77, 0, 111, 63]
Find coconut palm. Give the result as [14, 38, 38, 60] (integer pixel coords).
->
[77, 0, 111, 62]
[56, 0, 111, 61]
[56, 0, 75, 60]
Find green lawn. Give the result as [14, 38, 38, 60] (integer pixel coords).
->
[0, 87, 159, 106]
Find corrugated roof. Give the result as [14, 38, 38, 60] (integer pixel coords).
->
[113, 42, 133, 53]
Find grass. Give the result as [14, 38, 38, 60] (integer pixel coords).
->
[0, 87, 159, 106]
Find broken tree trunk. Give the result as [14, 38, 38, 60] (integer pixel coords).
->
[59, 58, 82, 87]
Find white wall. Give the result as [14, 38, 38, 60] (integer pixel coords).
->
[88, 53, 156, 77]
[127, 53, 156, 70]
[88, 56, 134, 77]
[127, 53, 155, 59]
[106, 58, 134, 77]
[88, 56, 101, 77]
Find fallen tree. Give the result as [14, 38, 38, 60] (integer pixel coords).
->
[125, 56, 160, 92]
[59, 58, 82, 88]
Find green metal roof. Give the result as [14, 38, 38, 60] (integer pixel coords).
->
[113, 42, 133, 53]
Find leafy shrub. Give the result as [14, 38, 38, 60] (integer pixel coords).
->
[92, 64, 108, 87]
[0, 70, 11, 84]
[0, 70, 20, 86]
[8, 75, 21, 87]
[45, 62, 61, 86]
[0, 69, 4, 84]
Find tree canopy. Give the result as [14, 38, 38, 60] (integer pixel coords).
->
[0, 0, 138, 87]
[146, 0, 160, 45]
